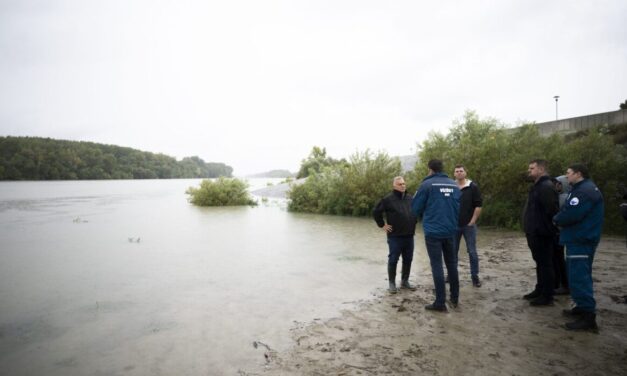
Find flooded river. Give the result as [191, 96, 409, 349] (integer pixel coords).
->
[0, 179, 431, 375]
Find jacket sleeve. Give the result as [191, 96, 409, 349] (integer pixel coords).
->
[373, 198, 386, 227]
[411, 184, 428, 219]
[539, 182, 559, 218]
[472, 182, 483, 208]
[553, 192, 594, 227]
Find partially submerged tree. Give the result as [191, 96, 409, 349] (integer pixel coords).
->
[186, 177, 257, 207]
[296, 146, 346, 179]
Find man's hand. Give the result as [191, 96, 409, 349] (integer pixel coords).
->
[383, 224, 393, 233]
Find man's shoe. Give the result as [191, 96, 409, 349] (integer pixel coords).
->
[425, 303, 447, 312]
[388, 282, 398, 294]
[523, 290, 541, 300]
[529, 296, 554, 306]
[472, 276, 482, 288]
[450, 299, 459, 308]
[562, 306, 585, 317]
[554, 286, 570, 295]
[565, 313, 598, 332]
[400, 280, 417, 291]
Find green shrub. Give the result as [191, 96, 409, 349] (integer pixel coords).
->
[186, 177, 257, 206]
[288, 150, 401, 216]
[415, 111, 627, 234]
[296, 146, 348, 179]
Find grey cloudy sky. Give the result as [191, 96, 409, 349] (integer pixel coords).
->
[1, 0, 626, 175]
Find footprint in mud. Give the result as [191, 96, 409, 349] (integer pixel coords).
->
[403, 343, 425, 358]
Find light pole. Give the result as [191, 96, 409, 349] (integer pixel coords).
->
[553, 95, 560, 120]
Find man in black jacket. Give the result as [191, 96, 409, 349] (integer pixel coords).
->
[522, 159, 560, 306]
[454, 165, 483, 287]
[373, 176, 418, 294]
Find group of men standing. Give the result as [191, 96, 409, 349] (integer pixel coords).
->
[373, 160, 483, 311]
[524, 160, 604, 331]
[373, 158, 604, 332]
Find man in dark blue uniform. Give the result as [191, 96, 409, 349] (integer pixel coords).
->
[553, 163, 604, 331]
[373, 176, 418, 294]
[412, 159, 461, 312]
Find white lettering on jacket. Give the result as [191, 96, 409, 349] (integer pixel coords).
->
[440, 187, 453, 196]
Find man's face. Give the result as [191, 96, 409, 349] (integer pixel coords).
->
[454, 167, 466, 180]
[528, 163, 544, 180]
[565, 168, 581, 185]
[393, 178, 406, 192]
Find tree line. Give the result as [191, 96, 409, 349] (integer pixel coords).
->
[288, 111, 627, 234]
[0, 136, 233, 180]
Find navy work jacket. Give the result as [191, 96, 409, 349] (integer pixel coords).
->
[411, 173, 460, 239]
[553, 179, 604, 246]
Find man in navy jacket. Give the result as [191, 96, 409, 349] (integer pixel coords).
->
[553, 163, 604, 331]
[412, 159, 461, 312]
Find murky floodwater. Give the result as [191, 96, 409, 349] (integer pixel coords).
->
[0, 179, 431, 375]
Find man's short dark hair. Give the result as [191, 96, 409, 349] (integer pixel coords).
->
[568, 163, 590, 179]
[454, 164, 465, 170]
[428, 159, 443, 173]
[530, 159, 549, 172]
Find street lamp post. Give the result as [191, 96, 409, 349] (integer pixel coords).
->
[553, 95, 560, 120]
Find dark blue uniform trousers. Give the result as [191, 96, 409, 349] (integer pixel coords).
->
[566, 243, 597, 312]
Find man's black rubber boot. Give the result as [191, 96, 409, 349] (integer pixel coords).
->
[530, 296, 554, 306]
[472, 275, 482, 287]
[562, 306, 585, 317]
[523, 290, 541, 300]
[565, 312, 598, 332]
[400, 280, 416, 290]
[388, 265, 398, 294]
[400, 263, 416, 290]
[425, 303, 448, 312]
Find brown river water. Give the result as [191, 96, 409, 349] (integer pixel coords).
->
[0, 179, 435, 375]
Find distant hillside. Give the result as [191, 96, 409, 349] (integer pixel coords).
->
[0, 136, 233, 180]
[398, 155, 418, 172]
[247, 169, 295, 178]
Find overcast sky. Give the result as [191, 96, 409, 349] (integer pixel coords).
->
[1, 0, 626, 175]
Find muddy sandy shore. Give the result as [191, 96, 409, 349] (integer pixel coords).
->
[246, 233, 627, 375]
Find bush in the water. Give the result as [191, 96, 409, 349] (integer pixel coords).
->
[186, 177, 257, 206]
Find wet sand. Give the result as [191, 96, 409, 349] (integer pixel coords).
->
[247, 232, 627, 375]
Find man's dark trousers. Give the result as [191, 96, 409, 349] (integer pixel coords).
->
[387, 235, 414, 279]
[425, 236, 459, 307]
[526, 234, 555, 298]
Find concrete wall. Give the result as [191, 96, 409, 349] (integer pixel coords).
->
[535, 109, 627, 136]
